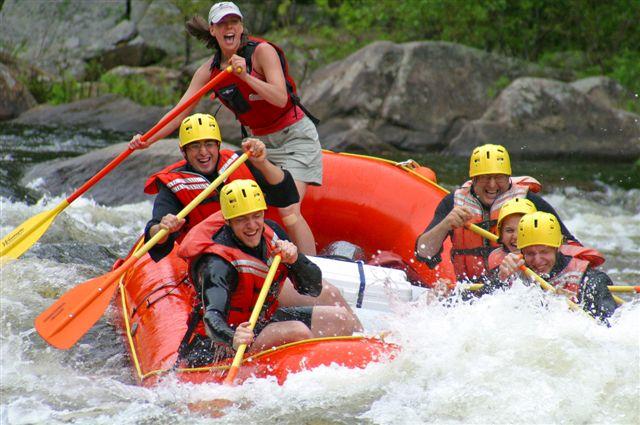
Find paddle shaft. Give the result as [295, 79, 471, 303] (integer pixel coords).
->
[224, 255, 282, 385]
[464, 224, 622, 309]
[69, 66, 234, 202]
[38, 153, 249, 345]
[463, 283, 639, 293]
[463, 283, 640, 294]
[1, 67, 234, 259]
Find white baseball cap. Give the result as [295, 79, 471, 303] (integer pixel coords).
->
[208, 2, 243, 25]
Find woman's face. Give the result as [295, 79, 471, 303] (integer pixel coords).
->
[210, 15, 243, 53]
[499, 214, 523, 253]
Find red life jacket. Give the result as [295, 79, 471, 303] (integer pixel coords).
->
[178, 211, 288, 327]
[547, 256, 590, 302]
[488, 244, 605, 271]
[143, 150, 255, 241]
[209, 36, 315, 136]
[451, 176, 541, 281]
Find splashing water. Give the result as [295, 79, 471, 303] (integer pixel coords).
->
[1, 186, 639, 423]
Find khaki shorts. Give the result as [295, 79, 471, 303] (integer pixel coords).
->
[252, 116, 323, 185]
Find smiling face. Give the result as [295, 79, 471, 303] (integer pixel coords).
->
[228, 211, 265, 248]
[210, 15, 243, 54]
[522, 244, 558, 275]
[472, 174, 510, 206]
[182, 140, 219, 175]
[499, 213, 524, 253]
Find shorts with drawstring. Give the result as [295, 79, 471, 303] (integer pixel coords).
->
[253, 116, 323, 186]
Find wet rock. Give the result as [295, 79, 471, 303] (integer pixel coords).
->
[319, 118, 395, 154]
[12, 94, 170, 134]
[21, 140, 236, 206]
[29, 243, 118, 271]
[446, 77, 640, 160]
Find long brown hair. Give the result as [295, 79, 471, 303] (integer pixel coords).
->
[185, 15, 249, 53]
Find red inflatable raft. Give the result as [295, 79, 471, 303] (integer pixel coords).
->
[115, 151, 454, 386]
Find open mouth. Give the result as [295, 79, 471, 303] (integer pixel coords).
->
[223, 33, 235, 44]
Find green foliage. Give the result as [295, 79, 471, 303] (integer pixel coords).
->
[99, 73, 181, 106]
[21, 72, 181, 107]
[608, 50, 640, 112]
[487, 75, 512, 99]
[48, 78, 82, 104]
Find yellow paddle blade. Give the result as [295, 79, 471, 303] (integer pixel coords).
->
[0, 201, 68, 261]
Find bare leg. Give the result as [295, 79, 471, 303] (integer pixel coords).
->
[279, 279, 363, 332]
[248, 321, 313, 353]
[310, 306, 359, 337]
[278, 180, 317, 255]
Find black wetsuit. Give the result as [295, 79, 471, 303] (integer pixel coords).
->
[184, 220, 321, 366]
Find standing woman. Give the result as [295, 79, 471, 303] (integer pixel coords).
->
[129, 2, 321, 254]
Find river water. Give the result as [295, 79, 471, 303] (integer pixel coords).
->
[1, 125, 639, 424]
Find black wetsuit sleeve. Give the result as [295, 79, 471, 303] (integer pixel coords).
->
[267, 220, 321, 296]
[246, 159, 300, 207]
[193, 254, 239, 346]
[579, 268, 617, 321]
[415, 194, 454, 268]
[287, 253, 322, 297]
[526, 192, 579, 244]
[144, 184, 185, 262]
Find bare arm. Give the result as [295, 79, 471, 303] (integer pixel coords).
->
[416, 205, 473, 259]
[229, 43, 288, 108]
[241, 138, 284, 184]
[128, 58, 213, 149]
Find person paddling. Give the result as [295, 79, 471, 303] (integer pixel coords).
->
[177, 180, 359, 365]
[415, 144, 578, 283]
[145, 112, 355, 315]
[129, 1, 320, 255]
[497, 212, 617, 321]
[143, 113, 298, 262]
[479, 198, 605, 296]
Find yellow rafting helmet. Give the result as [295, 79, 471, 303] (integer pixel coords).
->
[469, 144, 512, 177]
[517, 211, 563, 249]
[220, 179, 267, 220]
[179, 113, 222, 148]
[497, 198, 537, 233]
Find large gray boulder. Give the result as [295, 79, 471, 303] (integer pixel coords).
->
[301, 41, 567, 152]
[570, 76, 636, 111]
[0, 0, 128, 78]
[21, 140, 237, 206]
[0, 62, 37, 120]
[446, 78, 640, 160]
[12, 94, 170, 134]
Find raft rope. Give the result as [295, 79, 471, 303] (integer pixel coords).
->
[356, 260, 366, 308]
[130, 277, 189, 321]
